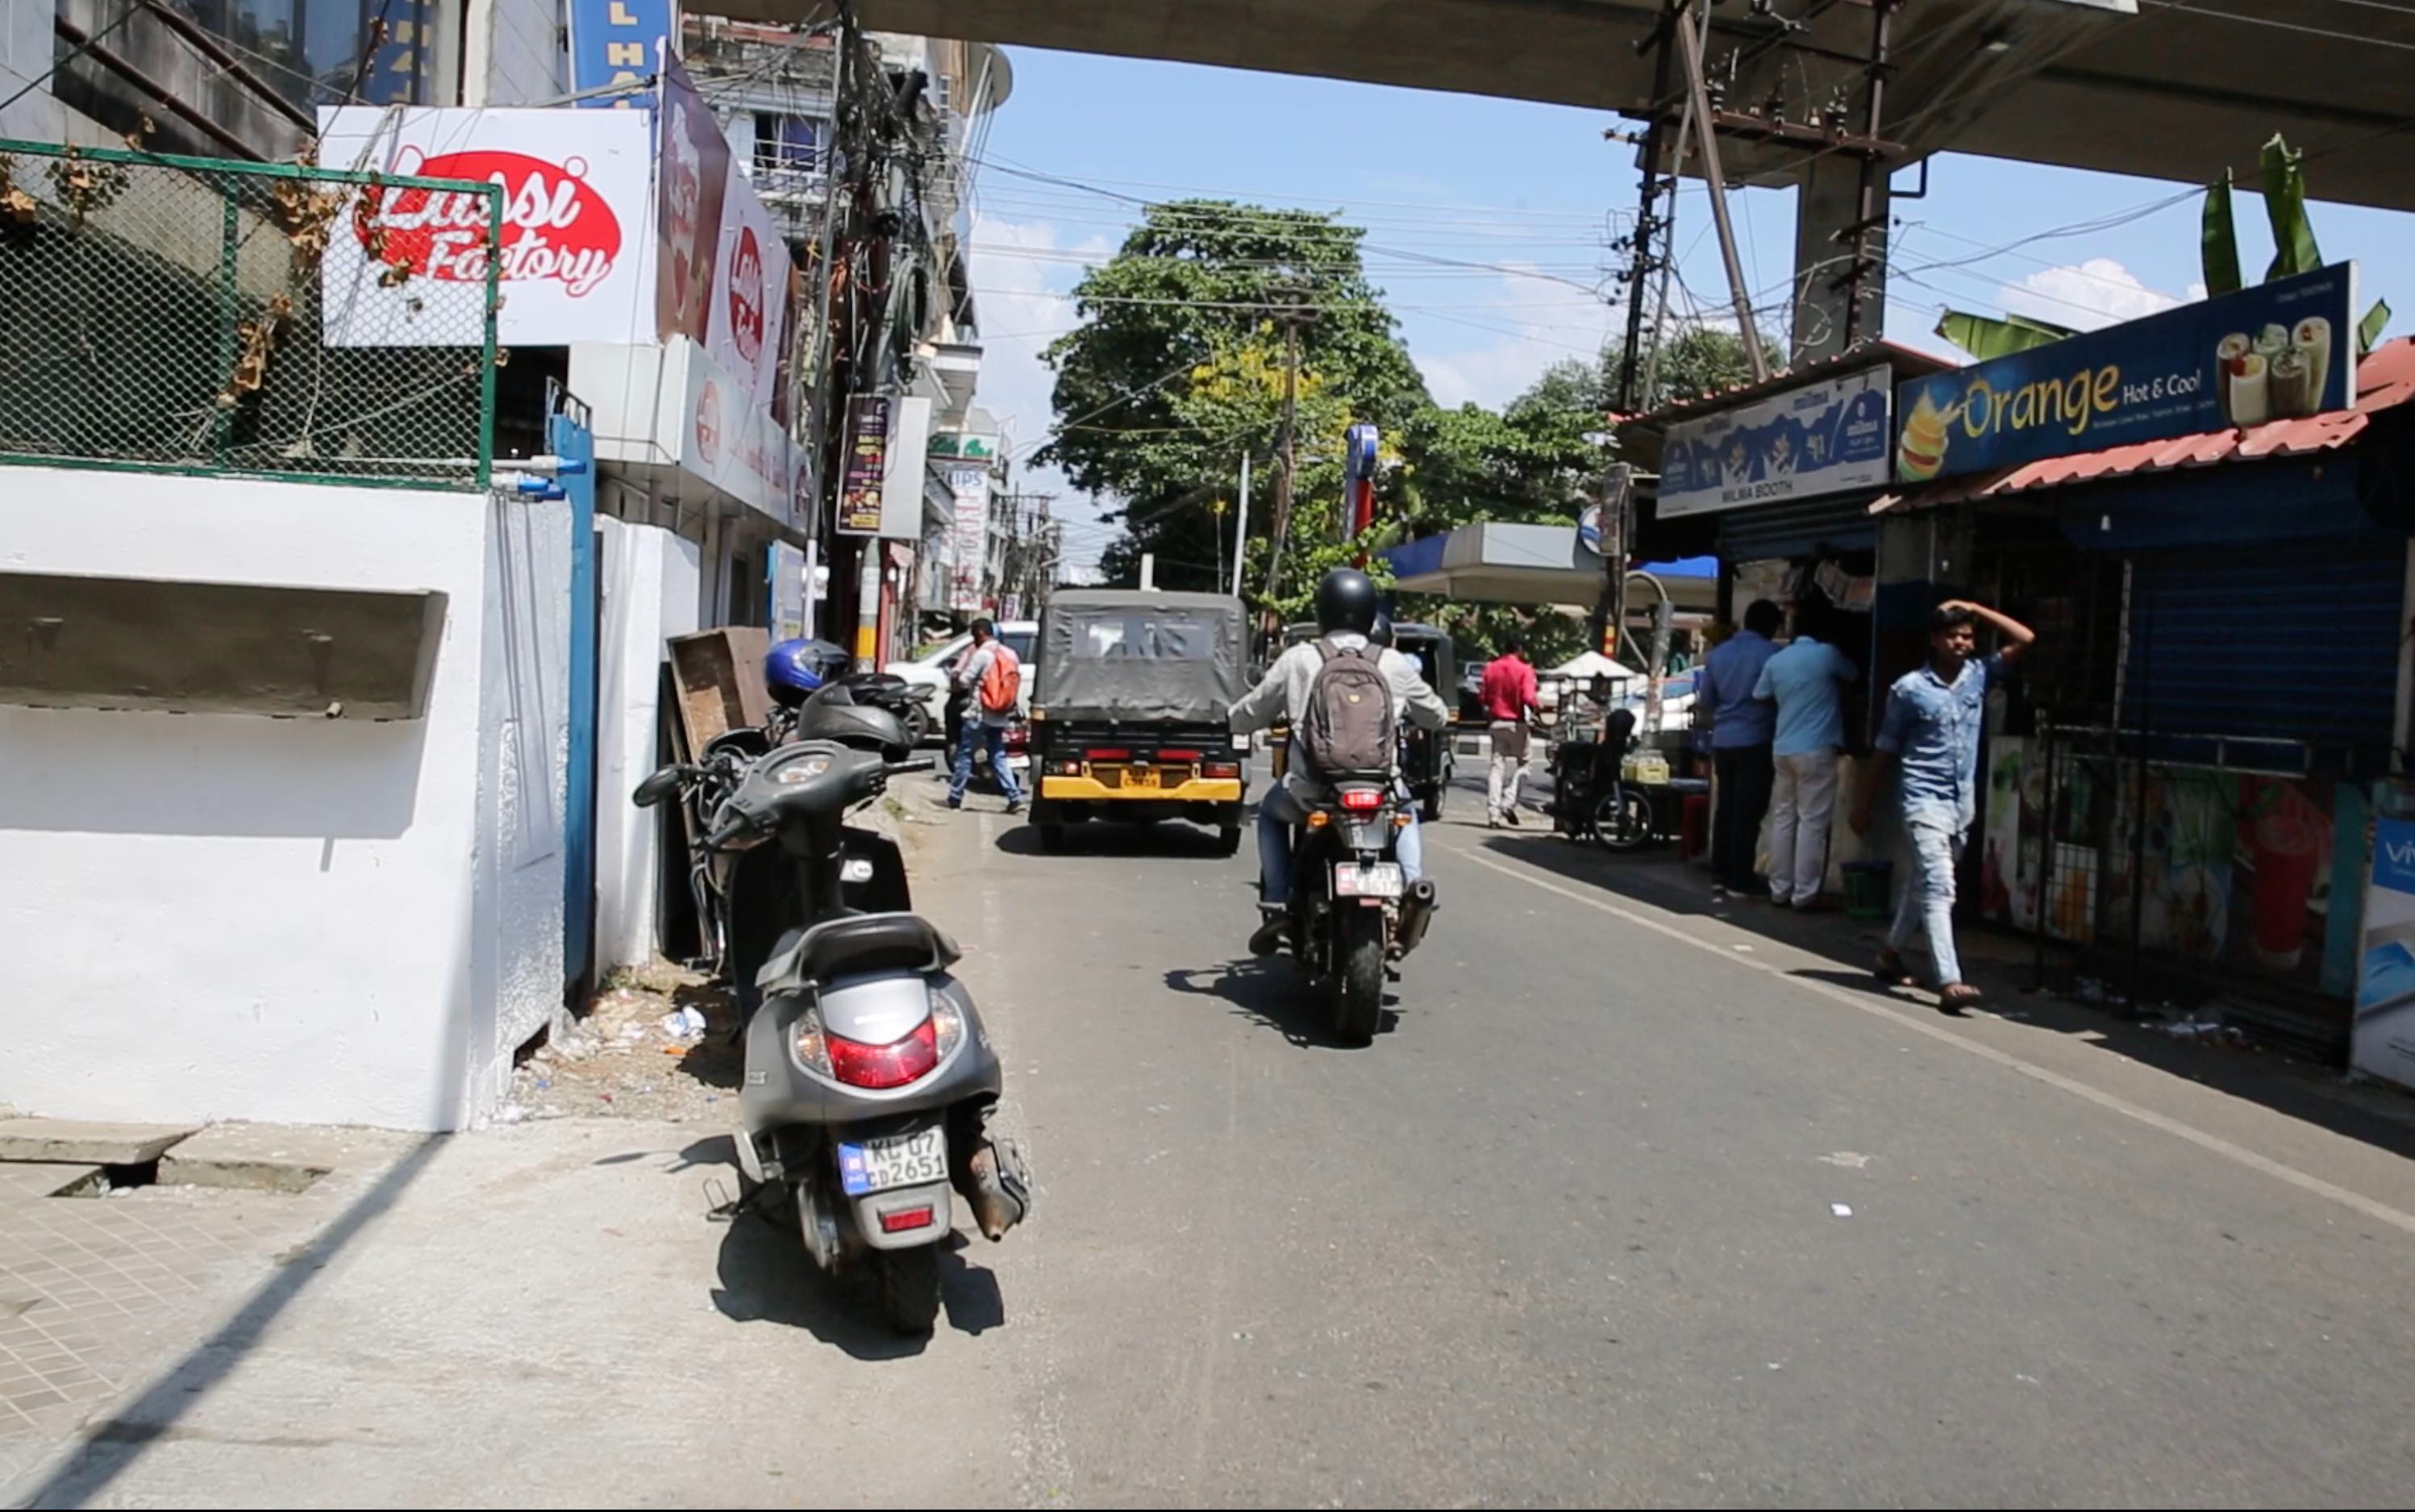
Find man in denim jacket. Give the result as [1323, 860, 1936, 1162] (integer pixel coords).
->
[1850, 600, 2036, 1010]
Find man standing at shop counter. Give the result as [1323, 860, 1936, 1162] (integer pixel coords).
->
[1700, 599, 1783, 898]
[1851, 600, 2036, 1011]
[1754, 594, 1857, 910]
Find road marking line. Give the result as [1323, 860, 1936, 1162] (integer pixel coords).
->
[1450, 840, 2415, 1237]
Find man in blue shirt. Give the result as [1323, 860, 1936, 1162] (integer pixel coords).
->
[1699, 599, 1783, 896]
[1851, 600, 2037, 1010]
[1752, 597, 1857, 910]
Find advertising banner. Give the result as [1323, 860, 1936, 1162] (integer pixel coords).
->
[838, 396, 892, 535]
[681, 339, 789, 518]
[2355, 804, 2415, 1089]
[319, 106, 656, 348]
[702, 171, 792, 423]
[655, 57, 731, 351]
[1659, 366, 1892, 519]
[1896, 264, 2359, 484]
[566, 0, 672, 110]
[768, 541, 807, 643]
[947, 465, 989, 611]
[929, 431, 1001, 467]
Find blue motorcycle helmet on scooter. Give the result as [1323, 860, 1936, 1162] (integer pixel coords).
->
[764, 637, 851, 710]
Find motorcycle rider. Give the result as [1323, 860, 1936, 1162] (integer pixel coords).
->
[1228, 569, 1450, 956]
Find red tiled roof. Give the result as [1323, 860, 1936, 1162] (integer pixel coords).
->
[1876, 338, 2415, 512]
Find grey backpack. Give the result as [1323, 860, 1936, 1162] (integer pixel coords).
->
[1296, 638, 1397, 781]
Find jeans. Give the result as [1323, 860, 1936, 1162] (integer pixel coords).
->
[1888, 807, 1967, 987]
[1712, 744, 1776, 889]
[1768, 747, 1841, 904]
[949, 719, 1021, 804]
[1255, 782, 1422, 908]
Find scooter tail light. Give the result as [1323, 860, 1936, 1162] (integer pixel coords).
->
[827, 1018, 940, 1089]
[879, 1206, 936, 1234]
[928, 988, 965, 1060]
[791, 1006, 832, 1077]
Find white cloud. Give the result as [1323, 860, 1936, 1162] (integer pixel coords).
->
[965, 213, 1115, 573]
[1404, 263, 1618, 410]
[1999, 257, 2185, 332]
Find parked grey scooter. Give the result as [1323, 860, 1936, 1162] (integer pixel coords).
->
[635, 685, 1031, 1335]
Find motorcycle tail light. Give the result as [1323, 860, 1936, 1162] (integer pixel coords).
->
[827, 1018, 940, 1089]
[879, 1206, 936, 1234]
[1339, 787, 1384, 812]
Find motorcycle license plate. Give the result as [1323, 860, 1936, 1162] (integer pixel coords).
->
[838, 1126, 948, 1196]
[1333, 862, 1404, 900]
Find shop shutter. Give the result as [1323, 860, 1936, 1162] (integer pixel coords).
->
[2126, 537, 2406, 773]
[1717, 497, 1877, 563]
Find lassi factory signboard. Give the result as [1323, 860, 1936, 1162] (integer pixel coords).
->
[1895, 264, 2359, 485]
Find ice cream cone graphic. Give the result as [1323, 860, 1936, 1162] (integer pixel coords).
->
[1897, 389, 1950, 481]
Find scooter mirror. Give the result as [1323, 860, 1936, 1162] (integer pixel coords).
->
[632, 766, 686, 808]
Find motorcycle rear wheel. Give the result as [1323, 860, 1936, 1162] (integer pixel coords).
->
[875, 1244, 942, 1336]
[1333, 905, 1386, 1046]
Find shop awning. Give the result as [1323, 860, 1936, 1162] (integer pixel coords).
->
[1381, 523, 1716, 611]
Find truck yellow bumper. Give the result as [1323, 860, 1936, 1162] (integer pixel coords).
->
[1039, 774, 1244, 802]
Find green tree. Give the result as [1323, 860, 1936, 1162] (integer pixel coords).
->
[1042, 201, 1428, 595]
[1520, 325, 1776, 419]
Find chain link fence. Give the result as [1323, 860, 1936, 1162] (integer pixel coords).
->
[0, 140, 499, 488]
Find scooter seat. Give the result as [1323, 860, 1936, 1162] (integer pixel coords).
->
[759, 912, 960, 992]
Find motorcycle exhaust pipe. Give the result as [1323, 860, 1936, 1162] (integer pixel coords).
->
[1394, 879, 1439, 957]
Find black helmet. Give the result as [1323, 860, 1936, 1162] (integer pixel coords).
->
[794, 682, 912, 760]
[1368, 611, 1394, 648]
[1314, 568, 1379, 636]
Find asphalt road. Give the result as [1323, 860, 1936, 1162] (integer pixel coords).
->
[27, 774, 2415, 1508]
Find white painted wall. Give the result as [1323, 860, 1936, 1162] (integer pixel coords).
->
[0, 467, 569, 1131]
[466, 0, 566, 106]
[595, 518, 702, 970]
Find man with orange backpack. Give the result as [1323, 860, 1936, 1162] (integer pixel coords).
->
[948, 617, 1024, 813]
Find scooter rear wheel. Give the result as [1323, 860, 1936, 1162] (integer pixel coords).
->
[875, 1244, 942, 1336]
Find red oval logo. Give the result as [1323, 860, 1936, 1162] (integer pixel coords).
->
[728, 226, 765, 367]
[359, 148, 622, 295]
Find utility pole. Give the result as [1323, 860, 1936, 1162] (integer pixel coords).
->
[1230, 450, 1250, 598]
[1263, 308, 1305, 609]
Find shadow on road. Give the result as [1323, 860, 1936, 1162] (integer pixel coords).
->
[1163, 959, 1400, 1048]
[683, 1137, 1007, 1360]
[994, 818, 1235, 860]
[1464, 830, 2415, 1165]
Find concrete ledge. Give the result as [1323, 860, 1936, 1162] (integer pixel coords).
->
[0, 1119, 198, 1166]
[156, 1123, 369, 1193]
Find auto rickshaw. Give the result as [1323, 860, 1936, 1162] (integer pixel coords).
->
[1270, 619, 1457, 821]
[1026, 589, 1251, 854]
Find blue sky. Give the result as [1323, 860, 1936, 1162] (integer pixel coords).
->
[967, 49, 2414, 571]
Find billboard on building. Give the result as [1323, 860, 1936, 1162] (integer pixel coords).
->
[682, 339, 791, 518]
[1896, 264, 2361, 484]
[930, 431, 1001, 467]
[318, 106, 656, 348]
[566, 0, 672, 110]
[1659, 366, 1892, 519]
[837, 395, 931, 539]
[655, 57, 731, 352]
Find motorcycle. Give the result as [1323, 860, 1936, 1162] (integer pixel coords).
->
[1280, 778, 1439, 1045]
[635, 688, 1030, 1334]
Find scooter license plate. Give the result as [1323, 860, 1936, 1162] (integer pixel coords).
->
[838, 1126, 948, 1196]
[1333, 862, 1404, 900]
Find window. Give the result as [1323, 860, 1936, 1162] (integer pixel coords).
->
[1001, 631, 1038, 663]
[752, 113, 825, 191]
[1071, 614, 1217, 661]
[162, 0, 431, 109]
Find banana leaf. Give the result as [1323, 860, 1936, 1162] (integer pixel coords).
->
[2260, 134, 2322, 281]
[2201, 169, 2242, 298]
[2361, 298, 2392, 356]
[1936, 309, 2079, 360]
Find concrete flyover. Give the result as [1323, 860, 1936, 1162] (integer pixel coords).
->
[708, 0, 2415, 215]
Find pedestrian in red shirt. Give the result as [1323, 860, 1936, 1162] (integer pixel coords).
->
[1480, 637, 1540, 827]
